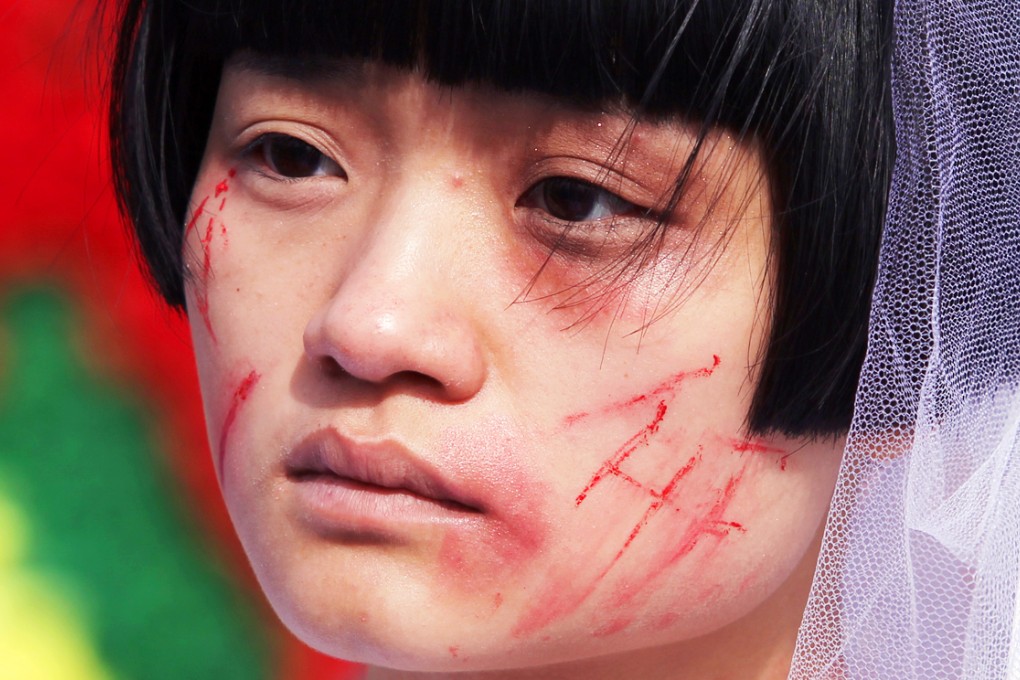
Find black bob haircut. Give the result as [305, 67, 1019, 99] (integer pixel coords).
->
[108, 0, 894, 437]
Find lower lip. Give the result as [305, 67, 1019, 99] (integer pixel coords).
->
[287, 474, 481, 538]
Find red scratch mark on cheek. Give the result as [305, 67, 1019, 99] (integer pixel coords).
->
[575, 400, 668, 505]
[653, 611, 681, 630]
[605, 451, 700, 561]
[513, 357, 729, 639]
[609, 467, 748, 611]
[184, 196, 210, 239]
[216, 369, 261, 481]
[193, 217, 218, 341]
[592, 615, 633, 638]
[728, 437, 792, 470]
[513, 451, 706, 638]
[184, 170, 236, 343]
[563, 411, 590, 427]
[564, 355, 720, 427]
[514, 462, 750, 638]
[448, 646, 459, 659]
[214, 168, 236, 197]
[201, 218, 216, 275]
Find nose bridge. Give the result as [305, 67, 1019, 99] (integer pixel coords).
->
[346, 164, 467, 309]
[303, 164, 487, 400]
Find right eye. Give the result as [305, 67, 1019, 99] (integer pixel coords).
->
[246, 133, 347, 180]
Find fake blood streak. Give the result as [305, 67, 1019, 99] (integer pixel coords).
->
[513, 357, 734, 638]
[729, 437, 793, 470]
[573, 355, 720, 512]
[216, 369, 261, 481]
[586, 467, 750, 639]
[183, 169, 235, 342]
[609, 466, 748, 611]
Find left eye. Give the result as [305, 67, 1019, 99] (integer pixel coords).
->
[246, 133, 346, 179]
[519, 177, 640, 223]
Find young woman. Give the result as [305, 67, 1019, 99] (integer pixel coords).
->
[107, 1, 1020, 678]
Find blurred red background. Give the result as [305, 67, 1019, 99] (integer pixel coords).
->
[0, 1, 359, 677]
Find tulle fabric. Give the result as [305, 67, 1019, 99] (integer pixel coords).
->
[789, 0, 1020, 677]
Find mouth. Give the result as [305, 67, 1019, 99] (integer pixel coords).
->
[283, 429, 483, 536]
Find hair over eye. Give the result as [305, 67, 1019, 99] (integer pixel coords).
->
[246, 133, 347, 180]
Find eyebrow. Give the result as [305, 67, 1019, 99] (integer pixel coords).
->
[228, 52, 363, 82]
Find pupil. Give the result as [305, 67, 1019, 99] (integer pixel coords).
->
[267, 136, 321, 177]
[543, 179, 597, 221]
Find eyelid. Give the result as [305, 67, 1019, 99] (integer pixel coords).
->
[518, 177, 651, 222]
[233, 122, 348, 178]
[520, 158, 671, 219]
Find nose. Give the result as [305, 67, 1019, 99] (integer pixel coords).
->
[302, 188, 488, 403]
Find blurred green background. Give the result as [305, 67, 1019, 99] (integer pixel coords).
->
[0, 1, 358, 677]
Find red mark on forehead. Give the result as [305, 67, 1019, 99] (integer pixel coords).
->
[216, 369, 261, 481]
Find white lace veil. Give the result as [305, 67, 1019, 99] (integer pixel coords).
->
[789, 0, 1020, 677]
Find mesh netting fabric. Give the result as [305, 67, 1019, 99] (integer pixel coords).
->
[789, 0, 1020, 678]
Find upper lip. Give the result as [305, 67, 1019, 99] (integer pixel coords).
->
[284, 428, 484, 513]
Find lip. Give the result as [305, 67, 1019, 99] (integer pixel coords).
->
[283, 428, 484, 537]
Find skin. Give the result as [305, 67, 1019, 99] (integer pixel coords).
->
[184, 57, 844, 679]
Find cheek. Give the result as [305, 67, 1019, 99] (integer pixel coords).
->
[503, 359, 830, 642]
[433, 426, 552, 595]
[183, 168, 238, 345]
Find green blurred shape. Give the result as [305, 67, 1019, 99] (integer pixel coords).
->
[0, 286, 271, 680]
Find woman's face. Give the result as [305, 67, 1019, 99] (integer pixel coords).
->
[186, 57, 842, 676]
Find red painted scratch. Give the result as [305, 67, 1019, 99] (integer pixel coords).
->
[575, 400, 668, 505]
[214, 168, 235, 197]
[592, 615, 633, 638]
[727, 437, 792, 470]
[216, 370, 261, 480]
[184, 171, 237, 342]
[184, 196, 210, 238]
[610, 468, 747, 610]
[563, 355, 720, 427]
[514, 356, 729, 639]
[193, 216, 218, 341]
[513, 456, 744, 639]
[608, 452, 701, 563]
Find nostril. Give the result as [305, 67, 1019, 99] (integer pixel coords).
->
[389, 369, 446, 393]
[318, 356, 347, 379]
[315, 355, 444, 393]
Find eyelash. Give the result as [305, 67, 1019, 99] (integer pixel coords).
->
[518, 177, 649, 225]
[239, 132, 661, 253]
[243, 133, 347, 181]
[515, 176, 664, 257]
